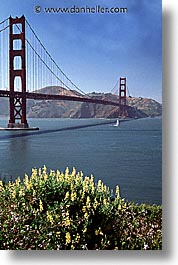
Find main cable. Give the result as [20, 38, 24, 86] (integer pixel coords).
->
[25, 18, 91, 97]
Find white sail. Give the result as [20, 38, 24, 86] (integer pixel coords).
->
[114, 119, 120, 127]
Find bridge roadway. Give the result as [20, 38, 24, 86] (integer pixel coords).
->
[0, 90, 120, 107]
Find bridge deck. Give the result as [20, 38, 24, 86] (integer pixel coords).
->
[0, 90, 120, 107]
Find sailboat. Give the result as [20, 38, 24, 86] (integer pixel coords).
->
[114, 119, 120, 127]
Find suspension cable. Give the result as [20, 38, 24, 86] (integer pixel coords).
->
[25, 18, 90, 97]
[0, 17, 121, 104]
[0, 24, 10, 33]
[127, 86, 131, 97]
[0, 17, 9, 26]
[14, 23, 75, 93]
[110, 80, 118, 95]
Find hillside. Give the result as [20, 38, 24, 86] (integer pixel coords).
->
[0, 86, 162, 119]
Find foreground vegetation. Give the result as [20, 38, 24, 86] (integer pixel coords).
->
[0, 166, 162, 250]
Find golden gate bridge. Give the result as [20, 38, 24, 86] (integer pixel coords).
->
[0, 15, 127, 129]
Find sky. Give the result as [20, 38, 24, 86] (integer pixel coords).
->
[0, 0, 162, 102]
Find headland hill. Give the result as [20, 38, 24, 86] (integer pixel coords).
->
[0, 86, 162, 119]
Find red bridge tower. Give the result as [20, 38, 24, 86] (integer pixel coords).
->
[8, 16, 28, 128]
[118, 77, 127, 118]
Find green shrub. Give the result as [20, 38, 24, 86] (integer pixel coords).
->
[0, 166, 162, 250]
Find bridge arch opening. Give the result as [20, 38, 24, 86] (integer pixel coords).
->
[13, 56, 22, 70]
[13, 39, 22, 50]
[12, 23, 22, 35]
[14, 76, 22, 92]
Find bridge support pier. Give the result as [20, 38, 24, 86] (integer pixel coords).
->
[8, 16, 29, 129]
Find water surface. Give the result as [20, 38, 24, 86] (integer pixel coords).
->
[0, 117, 162, 205]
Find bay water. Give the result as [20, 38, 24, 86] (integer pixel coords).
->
[0, 117, 162, 205]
